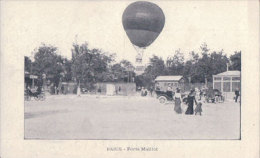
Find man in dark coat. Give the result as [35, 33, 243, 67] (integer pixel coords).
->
[235, 88, 240, 102]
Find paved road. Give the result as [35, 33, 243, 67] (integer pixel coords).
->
[25, 95, 240, 139]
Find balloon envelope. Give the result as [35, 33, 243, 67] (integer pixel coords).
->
[122, 1, 165, 48]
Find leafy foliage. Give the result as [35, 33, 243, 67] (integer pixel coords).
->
[137, 43, 240, 87]
[24, 56, 32, 73]
[71, 42, 115, 87]
[25, 42, 241, 89]
[166, 49, 185, 75]
[229, 51, 241, 71]
[136, 55, 166, 88]
[30, 44, 66, 86]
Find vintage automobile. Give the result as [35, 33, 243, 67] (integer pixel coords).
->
[155, 90, 174, 104]
[205, 88, 225, 103]
[155, 90, 188, 104]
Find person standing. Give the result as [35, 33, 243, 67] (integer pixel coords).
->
[143, 88, 148, 96]
[77, 85, 81, 97]
[195, 88, 203, 115]
[98, 87, 102, 96]
[166, 85, 173, 99]
[185, 89, 197, 115]
[141, 87, 145, 96]
[149, 86, 153, 97]
[235, 88, 240, 102]
[61, 85, 64, 94]
[174, 88, 182, 114]
[54, 86, 57, 95]
[118, 86, 121, 95]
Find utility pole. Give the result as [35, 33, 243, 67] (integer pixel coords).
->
[227, 63, 229, 71]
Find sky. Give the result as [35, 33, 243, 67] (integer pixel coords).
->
[2, 0, 248, 65]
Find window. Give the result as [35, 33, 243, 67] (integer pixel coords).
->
[223, 77, 231, 81]
[214, 82, 221, 91]
[232, 77, 240, 81]
[223, 82, 231, 92]
[214, 77, 221, 81]
[232, 82, 240, 92]
[168, 83, 173, 86]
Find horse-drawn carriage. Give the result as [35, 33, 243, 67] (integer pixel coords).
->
[24, 87, 45, 101]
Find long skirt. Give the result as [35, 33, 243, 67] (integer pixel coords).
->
[174, 98, 182, 114]
[185, 104, 194, 115]
[195, 102, 202, 113]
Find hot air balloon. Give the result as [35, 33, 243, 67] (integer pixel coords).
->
[122, 1, 165, 64]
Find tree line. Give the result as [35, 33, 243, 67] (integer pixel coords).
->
[25, 42, 241, 90]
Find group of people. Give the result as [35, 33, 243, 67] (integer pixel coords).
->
[173, 88, 203, 116]
[51, 85, 68, 95]
[140, 87, 153, 97]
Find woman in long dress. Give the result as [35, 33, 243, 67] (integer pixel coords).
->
[185, 90, 196, 115]
[194, 88, 203, 115]
[174, 88, 182, 114]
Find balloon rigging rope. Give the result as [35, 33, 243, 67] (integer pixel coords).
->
[133, 45, 145, 58]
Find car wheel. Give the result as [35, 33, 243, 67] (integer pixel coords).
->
[40, 94, 46, 101]
[158, 96, 167, 104]
[34, 96, 40, 101]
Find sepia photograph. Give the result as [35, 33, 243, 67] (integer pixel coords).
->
[22, 0, 241, 140]
[1, 0, 259, 158]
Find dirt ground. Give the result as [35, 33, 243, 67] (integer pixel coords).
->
[24, 94, 240, 140]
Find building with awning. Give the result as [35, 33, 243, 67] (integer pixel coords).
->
[213, 70, 241, 99]
[154, 76, 185, 92]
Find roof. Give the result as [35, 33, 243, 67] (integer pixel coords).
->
[214, 71, 241, 76]
[155, 76, 183, 81]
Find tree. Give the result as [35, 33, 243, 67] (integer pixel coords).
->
[183, 44, 229, 83]
[229, 51, 241, 71]
[136, 55, 166, 88]
[24, 56, 32, 73]
[166, 49, 185, 75]
[197, 51, 228, 82]
[31, 44, 65, 86]
[71, 42, 115, 89]
[110, 60, 135, 82]
[183, 51, 200, 83]
[63, 58, 73, 82]
[145, 55, 166, 78]
[110, 63, 125, 82]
